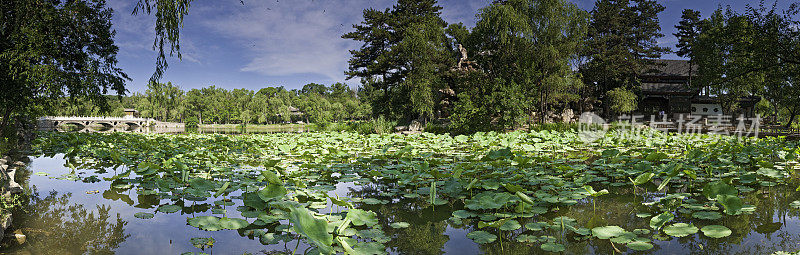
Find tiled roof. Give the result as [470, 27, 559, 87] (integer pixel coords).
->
[641, 82, 694, 93]
[642, 59, 696, 77]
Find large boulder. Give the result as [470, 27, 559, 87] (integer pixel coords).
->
[561, 109, 575, 123]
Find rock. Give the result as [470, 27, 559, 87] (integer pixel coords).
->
[395, 126, 408, 132]
[12, 161, 24, 167]
[0, 212, 11, 239]
[408, 120, 423, 132]
[11, 229, 25, 245]
[561, 109, 575, 123]
[0, 159, 6, 166]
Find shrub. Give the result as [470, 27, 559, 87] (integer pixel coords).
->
[605, 87, 638, 115]
[371, 116, 396, 135]
[424, 122, 451, 134]
[185, 117, 199, 129]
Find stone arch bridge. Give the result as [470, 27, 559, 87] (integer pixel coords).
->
[38, 116, 154, 132]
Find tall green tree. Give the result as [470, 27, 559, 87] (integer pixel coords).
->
[674, 9, 702, 59]
[692, 2, 800, 126]
[455, 0, 588, 128]
[0, 0, 128, 136]
[580, 0, 670, 117]
[145, 81, 183, 121]
[344, 0, 450, 121]
[674, 9, 701, 85]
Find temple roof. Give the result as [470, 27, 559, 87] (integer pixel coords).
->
[642, 59, 696, 77]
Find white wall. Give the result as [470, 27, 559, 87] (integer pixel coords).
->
[691, 104, 723, 116]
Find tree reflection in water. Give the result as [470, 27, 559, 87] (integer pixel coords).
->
[5, 188, 128, 254]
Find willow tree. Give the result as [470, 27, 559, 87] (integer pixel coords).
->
[464, 0, 588, 127]
[0, 0, 128, 136]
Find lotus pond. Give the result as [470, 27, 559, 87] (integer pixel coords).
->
[5, 129, 800, 254]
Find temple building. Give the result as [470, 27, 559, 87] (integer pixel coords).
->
[638, 59, 758, 119]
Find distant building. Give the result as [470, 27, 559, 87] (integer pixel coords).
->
[123, 109, 140, 119]
[639, 59, 757, 118]
[287, 106, 303, 116]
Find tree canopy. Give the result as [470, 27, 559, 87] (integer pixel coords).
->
[0, 0, 128, 135]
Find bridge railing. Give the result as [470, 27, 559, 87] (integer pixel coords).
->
[39, 116, 154, 121]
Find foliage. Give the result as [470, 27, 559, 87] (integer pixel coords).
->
[30, 127, 800, 253]
[465, 0, 588, 127]
[690, 3, 800, 125]
[580, 0, 669, 117]
[604, 87, 638, 115]
[0, 0, 128, 137]
[344, 0, 451, 121]
[52, 83, 370, 126]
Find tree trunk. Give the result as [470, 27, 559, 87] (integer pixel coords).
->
[0, 105, 16, 136]
[786, 112, 796, 129]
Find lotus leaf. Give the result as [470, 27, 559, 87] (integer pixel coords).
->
[663, 223, 698, 237]
[592, 226, 627, 239]
[467, 231, 497, 244]
[701, 225, 732, 238]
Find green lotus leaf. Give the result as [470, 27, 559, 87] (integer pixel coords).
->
[663, 223, 698, 237]
[464, 191, 512, 210]
[516, 234, 537, 243]
[134, 212, 154, 219]
[541, 242, 565, 252]
[467, 231, 497, 244]
[190, 237, 215, 249]
[626, 241, 654, 251]
[703, 182, 737, 200]
[157, 204, 181, 213]
[756, 167, 783, 179]
[452, 210, 477, 219]
[526, 222, 549, 231]
[592, 226, 627, 239]
[243, 192, 268, 210]
[352, 242, 386, 255]
[288, 207, 334, 254]
[219, 217, 249, 230]
[188, 216, 222, 231]
[645, 152, 668, 162]
[649, 212, 674, 230]
[716, 194, 743, 215]
[701, 225, 732, 238]
[633, 172, 655, 185]
[346, 209, 378, 227]
[390, 222, 410, 229]
[499, 220, 521, 231]
[258, 184, 286, 201]
[189, 178, 216, 191]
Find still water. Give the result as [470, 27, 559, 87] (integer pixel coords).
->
[3, 154, 800, 254]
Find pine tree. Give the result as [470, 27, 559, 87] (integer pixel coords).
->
[343, 0, 451, 121]
[580, 0, 670, 117]
[674, 9, 701, 85]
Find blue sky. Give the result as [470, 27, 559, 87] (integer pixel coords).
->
[108, 0, 791, 93]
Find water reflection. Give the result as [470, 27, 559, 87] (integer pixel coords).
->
[7, 190, 128, 254]
[4, 155, 800, 254]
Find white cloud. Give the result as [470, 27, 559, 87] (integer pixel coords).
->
[201, 1, 397, 82]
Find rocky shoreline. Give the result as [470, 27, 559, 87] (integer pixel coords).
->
[0, 155, 26, 239]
